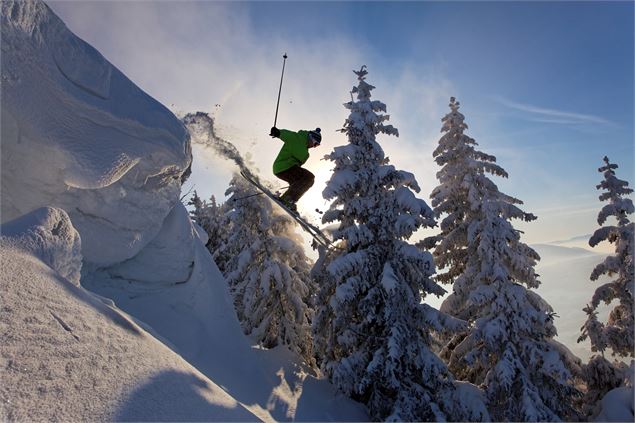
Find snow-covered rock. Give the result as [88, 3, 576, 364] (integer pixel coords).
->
[1, 0, 191, 267]
[1, 207, 82, 286]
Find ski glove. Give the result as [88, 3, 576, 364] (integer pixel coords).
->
[270, 127, 281, 138]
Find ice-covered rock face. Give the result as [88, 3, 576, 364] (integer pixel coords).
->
[1, 1, 192, 266]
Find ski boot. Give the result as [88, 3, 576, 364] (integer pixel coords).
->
[277, 197, 298, 213]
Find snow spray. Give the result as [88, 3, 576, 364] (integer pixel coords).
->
[181, 112, 259, 182]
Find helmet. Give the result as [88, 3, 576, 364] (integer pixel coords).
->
[308, 128, 321, 145]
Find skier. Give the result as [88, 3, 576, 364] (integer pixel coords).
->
[269, 126, 322, 212]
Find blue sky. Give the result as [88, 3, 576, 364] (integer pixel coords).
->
[48, 0, 633, 249]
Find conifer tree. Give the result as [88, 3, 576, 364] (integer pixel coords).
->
[188, 190, 205, 221]
[577, 157, 634, 418]
[426, 97, 579, 421]
[188, 191, 227, 254]
[311, 246, 340, 370]
[579, 156, 634, 358]
[219, 174, 315, 365]
[313, 68, 487, 422]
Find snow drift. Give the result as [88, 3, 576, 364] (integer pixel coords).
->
[107, 203, 197, 284]
[0, 207, 82, 285]
[1, 0, 192, 267]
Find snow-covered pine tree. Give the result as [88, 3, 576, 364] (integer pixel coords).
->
[313, 67, 488, 422]
[220, 173, 316, 366]
[577, 157, 634, 418]
[188, 190, 206, 234]
[310, 246, 339, 370]
[579, 156, 634, 358]
[188, 191, 227, 255]
[426, 97, 580, 421]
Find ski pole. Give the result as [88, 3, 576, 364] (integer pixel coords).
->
[232, 192, 265, 202]
[273, 53, 288, 129]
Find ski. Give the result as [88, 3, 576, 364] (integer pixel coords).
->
[240, 171, 334, 249]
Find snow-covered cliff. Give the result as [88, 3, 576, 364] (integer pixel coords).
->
[1, 0, 191, 267]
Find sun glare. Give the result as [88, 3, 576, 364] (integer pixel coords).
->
[298, 161, 332, 222]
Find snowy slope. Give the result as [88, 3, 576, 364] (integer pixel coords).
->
[0, 207, 257, 422]
[83, 216, 367, 422]
[1, 206, 366, 422]
[1, 0, 191, 267]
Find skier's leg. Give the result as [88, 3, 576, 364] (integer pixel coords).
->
[291, 168, 315, 201]
[275, 166, 301, 203]
[275, 166, 313, 203]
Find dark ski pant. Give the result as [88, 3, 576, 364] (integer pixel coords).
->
[275, 165, 315, 203]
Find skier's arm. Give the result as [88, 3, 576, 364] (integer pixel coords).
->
[279, 129, 301, 143]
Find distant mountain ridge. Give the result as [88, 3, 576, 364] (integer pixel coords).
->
[531, 243, 601, 265]
[549, 234, 593, 245]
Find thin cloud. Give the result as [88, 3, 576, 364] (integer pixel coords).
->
[494, 96, 614, 126]
[527, 118, 588, 125]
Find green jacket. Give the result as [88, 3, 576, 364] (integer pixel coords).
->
[273, 129, 310, 174]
